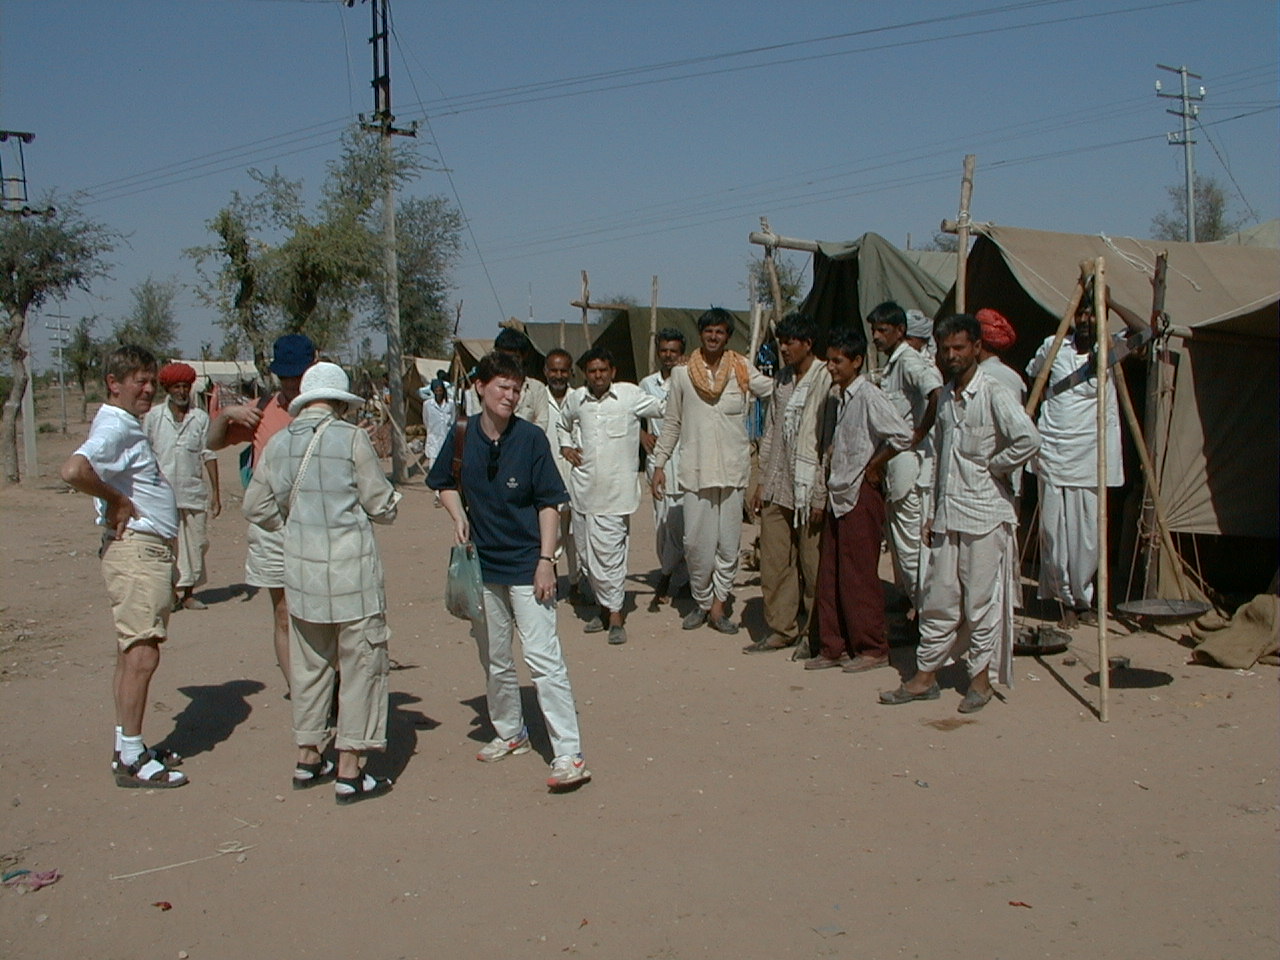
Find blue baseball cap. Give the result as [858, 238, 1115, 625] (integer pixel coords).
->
[270, 334, 315, 377]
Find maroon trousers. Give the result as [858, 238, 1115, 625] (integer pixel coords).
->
[816, 481, 887, 662]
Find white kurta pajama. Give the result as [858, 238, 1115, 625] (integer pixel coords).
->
[917, 369, 1040, 686]
[640, 371, 686, 587]
[651, 360, 773, 611]
[557, 383, 664, 612]
[546, 392, 584, 587]
[1026, 336, 1124, 611]
[878, 341, 943, 609]
[144, 402, 216, 590]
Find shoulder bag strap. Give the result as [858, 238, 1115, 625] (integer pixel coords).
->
[286, 416, 336, 515]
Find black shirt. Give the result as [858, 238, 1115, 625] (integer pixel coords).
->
[427, 415, 569, 585]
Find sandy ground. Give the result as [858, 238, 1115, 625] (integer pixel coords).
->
[1, 411, 1276, 960]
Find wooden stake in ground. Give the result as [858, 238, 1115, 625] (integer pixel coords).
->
[648, 275, 659, 376]
[1093, 257, 1110, 722]
[954, 154, 976, 313]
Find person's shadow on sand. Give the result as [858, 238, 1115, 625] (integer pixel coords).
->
[154, 679, 265, 761]
[382, 691, 439, 781]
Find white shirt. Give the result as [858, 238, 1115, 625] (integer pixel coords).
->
[545, 390, 575, 489]
[76, 403, 179, 539]
[880, 340, 944, 501]
[640, 371, 680, 492]
[932, 368, 1041, 536]
[827, 377, 913, 518]
[1025, 335, 1123, 488]
[144, 402, 214, 510]
[422, 396, 456, 461]
[556, 382, 664, 515]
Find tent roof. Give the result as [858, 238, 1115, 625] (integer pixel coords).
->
[975, 225, 1280, 339]
[1212, 218, 1280, 249]
[522, 321, 601, 362]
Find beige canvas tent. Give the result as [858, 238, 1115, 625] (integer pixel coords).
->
[948, 224, 1279, 597]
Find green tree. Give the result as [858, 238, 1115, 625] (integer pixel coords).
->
[113, 276, 179, 357]
[917, 230, 960, 253]
[66, 315, 103, 421]
[0, 197, 116, 482]
[387, 195, 464, 357]
[745, 251, 806, 313]
[1150, 174, 1246, 242]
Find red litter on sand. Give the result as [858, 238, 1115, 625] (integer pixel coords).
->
[1008, 901, 1033, 909]
[152, 901, 173, 911]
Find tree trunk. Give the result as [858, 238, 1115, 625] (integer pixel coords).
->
[2, 307, 30, 484]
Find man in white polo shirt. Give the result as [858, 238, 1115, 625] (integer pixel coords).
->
[61, 344, 188, 789]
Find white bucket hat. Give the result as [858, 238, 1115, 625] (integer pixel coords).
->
[288, 362, 364, 415]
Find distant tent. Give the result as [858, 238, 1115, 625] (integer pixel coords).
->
[173, 360, 264, 396]
[1211, 218, 1280, 249]
[522, 321, 602, 368]
[402, 356, 452, 426]
[944, 224, 1279, 597]
[797, 232, 955, 345]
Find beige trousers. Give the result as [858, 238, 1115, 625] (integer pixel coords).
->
[759, 502, 821, 640]
[174, 508, 209, 589]
[290, 613, 390, 752]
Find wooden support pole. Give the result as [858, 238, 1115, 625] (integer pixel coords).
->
[758, 217, 786, 339]
[579, 270, 592, 345]
[648, 276, 659, 375]
[954, 155, 976, 314]
[747, 230, 819, 253]
[1094, 257, 1110, 723]
[1141, 252, 1168, 596]
[1023, 262, 1091, 417]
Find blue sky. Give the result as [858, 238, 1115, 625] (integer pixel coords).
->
[2, 0, 1276, 368]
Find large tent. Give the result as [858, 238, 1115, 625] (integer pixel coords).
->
[588, 307, 752, 383]
[402, 356, 453, 426]
[797, 232, 955, 346]
[945, 224, 1279, 596]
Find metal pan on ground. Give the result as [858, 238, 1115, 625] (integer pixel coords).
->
[1115, 598, 1211, 625]
[1014, 624, 1073, 657]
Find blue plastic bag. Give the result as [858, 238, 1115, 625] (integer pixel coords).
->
[445, 542, 485, 621]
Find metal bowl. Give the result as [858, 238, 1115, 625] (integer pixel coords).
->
[1115, 598, 1211, 625]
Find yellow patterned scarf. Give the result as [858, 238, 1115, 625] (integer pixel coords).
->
[687, 349, 750, 405]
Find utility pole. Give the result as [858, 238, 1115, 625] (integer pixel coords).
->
[348, 0, 417, 483]
[3, 129, 55, 480]
[1156, 63, 1205, 242]
[45, 308, 70, 435]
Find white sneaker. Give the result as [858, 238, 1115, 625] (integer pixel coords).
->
[476, 729, 531, 763]
[547, 753, 592, 790]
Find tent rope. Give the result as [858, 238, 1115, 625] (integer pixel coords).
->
[1101, 234, 1204, 292]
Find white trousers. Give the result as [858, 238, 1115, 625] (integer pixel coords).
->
[682, 487, 744, 610]
[917, 524, 1015, 686]
[1037, 480, 1097, 610]
[886, 486, 931, 609]
[174, 507, 209, 589]
[473, 584, 582, 757]
[573, 511, 629, 612]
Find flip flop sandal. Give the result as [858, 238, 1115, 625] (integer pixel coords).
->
[957, 689, 994, 714]
[292, 758, 337, 790]
[334, 774, 393, 806]
[114, 754, 189, 789]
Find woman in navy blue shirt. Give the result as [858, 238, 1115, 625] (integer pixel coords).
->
[429, 351, 591, 791]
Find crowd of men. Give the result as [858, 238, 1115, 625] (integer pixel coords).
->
[64, 294, 1125, 800]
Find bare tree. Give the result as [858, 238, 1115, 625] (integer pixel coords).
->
[1151, 174, 1247, 242]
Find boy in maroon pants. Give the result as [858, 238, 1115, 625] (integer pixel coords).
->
[805, 328, 912, 673]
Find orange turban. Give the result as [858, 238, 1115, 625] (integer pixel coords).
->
[976, 308, 1016, 352]
[158, 362, 197, 388]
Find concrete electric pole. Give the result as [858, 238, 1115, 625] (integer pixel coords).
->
[1155, 63, 1205, 242]
[348, 0, 417, 483]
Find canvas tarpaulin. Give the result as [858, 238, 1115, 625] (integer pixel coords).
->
[588, 307, 753, 383]
[951, 224, 1279, 541]
[797, 232, 953, 344]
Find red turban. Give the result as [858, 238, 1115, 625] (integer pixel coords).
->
[976, 308, 1016, 352]
[158, 362, 197, 388]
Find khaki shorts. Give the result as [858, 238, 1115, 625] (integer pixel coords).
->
[244, 523, 285, 589]
[100, 531, 176, 650]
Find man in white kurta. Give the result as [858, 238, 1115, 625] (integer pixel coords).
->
[651, 308, 773, 635]
[1025, 302, 1123, 628]
[558, 347, 664, 645]
[145, 362, 221, 610]
[880, 315, 1040, 714]
[544, 348, 586, 601]
[870, 302, 943, 615]
[639, 328, 688, 606]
